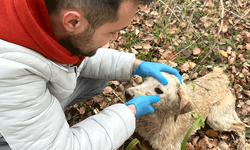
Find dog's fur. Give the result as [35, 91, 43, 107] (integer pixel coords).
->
[125, 72, 247, 150]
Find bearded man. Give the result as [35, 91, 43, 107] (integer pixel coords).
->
[0, 0, 182, 149]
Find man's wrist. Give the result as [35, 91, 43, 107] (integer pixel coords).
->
[132, 59, 143, 73]
[127, 104, 136, 116]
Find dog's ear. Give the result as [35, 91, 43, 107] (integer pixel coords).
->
[174, 84, 193, 122]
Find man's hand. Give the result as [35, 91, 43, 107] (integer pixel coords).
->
[125, 96, 160, 117]
[133, 61, 182, 85]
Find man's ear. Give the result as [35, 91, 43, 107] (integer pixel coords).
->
[62, 11, 88, 33]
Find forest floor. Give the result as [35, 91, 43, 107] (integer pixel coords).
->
[64, 0, 250, 149]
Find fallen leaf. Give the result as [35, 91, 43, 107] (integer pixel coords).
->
[231, 65, 236, 74]
[180, 62, 190, 72]
[159, 33, 164, 42]
[93, 95, 105, 103]
[150, 11, 158, 16]
[79, 107, 85, 115]
[222, 24, 228, 33]
[188, 62, 196, 69]
[206, 129, 218, 138]
[228, 51, 236, 63]
[213, 67, 223, 74]
[243, 90, 250, 98]
[228, 19, 234, 25]
[103, 86, 113, 94]
[218, 141, 229, 150]
[139, 6, 150, 13]
[193, 47, 202, 55]
[131, 48, 138, 55]
[219, 50, 228, 57]
[205, 0, 214, 7]
[182, 73, 189, 81]
[246, 44, 250, 50]
[134, 45, 142, 49]
[244, 37, 250, 43]
[142, 41, 152, 50]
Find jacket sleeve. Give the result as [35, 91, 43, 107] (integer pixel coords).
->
[0, 57, 135, 150]
[80, 48, 136, 81]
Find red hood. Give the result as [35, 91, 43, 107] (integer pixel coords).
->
[0, 0, 83, 65]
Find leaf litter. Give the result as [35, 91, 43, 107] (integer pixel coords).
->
[64, 0, 250, 149]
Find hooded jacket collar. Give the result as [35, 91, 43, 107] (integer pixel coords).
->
[0, 0, 83, 65]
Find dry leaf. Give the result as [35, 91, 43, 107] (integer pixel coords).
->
[228, 51, 236, 63]
[133, 75, 143, 84]
[150, 11, 158, 16]
[193, 47, 202, 55]
[131, 48, 138, 55]
[142, 41, 152, 50]
[182, 73, 189, 81]
[180, 62, 190, 72]
[103, 86, 113, 94]
[206, 129, 218, 138]
[93, 95, 105, 103]
[243, 90, 250, 98]
[244, 37, 250, 43]
[134, 45, 142, 49]
[246, 44, 250, 50]
[111, 81, 120, 86]
[213, 67, 223, 74]
[205, 0, 214, 7]
[139, 6, 150, 13]
[159, 33, 164, 42]
[79, 107, 85, 115]
[188, 62, 196, 69]
[219, 50, 228, 57]
[232, 65, 236, 74]
[222, 24, 228, 33]
[228, 19, 234, 25]
[218, 141, 229, 150]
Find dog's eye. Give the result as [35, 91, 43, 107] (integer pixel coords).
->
[155, 87, 163, 94]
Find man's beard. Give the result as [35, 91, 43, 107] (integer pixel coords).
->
[58, 26, 97, 57]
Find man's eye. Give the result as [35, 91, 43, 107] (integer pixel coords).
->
[110, 32, 116, 35]
[155, 87, 163, 94]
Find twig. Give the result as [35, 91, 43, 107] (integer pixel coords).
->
[172, 35, 202, 60]
[193, 82, 210, 91]
[231, 8, 250, 28]
[218, 0, 225, 34]
[185, 7, 195, 33]
[159, 0, 181, 22]
[225, 8, 250, 23]
[188, 40, 218, 81]
[113, 91, 125, 103]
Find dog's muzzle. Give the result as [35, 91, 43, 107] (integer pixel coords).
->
[124, 91, 134, 101]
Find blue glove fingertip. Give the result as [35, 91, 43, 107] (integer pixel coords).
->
[148, 106, 155, 114]
[150, 96, 160, 103]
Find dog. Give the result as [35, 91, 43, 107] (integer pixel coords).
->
[125, 71, 248, 150]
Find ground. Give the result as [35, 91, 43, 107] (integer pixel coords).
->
[64, 0, 250, 149]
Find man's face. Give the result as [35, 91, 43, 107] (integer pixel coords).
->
[59, 0, 138, 57]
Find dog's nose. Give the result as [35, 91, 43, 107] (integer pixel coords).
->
[125, 91, 134, 101]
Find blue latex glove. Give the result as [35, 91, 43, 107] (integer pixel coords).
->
[133, 61, 182, 85]
[125, 95, 160, 117]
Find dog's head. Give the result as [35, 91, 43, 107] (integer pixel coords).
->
[125, 72, 193, 121]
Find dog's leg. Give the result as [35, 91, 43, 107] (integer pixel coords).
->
[206, 104, 246, 150]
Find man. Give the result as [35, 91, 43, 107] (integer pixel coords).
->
[0, 0, 182, 149]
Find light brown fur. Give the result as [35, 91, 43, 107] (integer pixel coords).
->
[125, 72, 247, 150]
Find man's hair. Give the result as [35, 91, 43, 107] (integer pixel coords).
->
[44, 0, 153, 30]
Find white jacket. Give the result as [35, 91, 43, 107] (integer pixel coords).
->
[0, 39, 136, 150]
